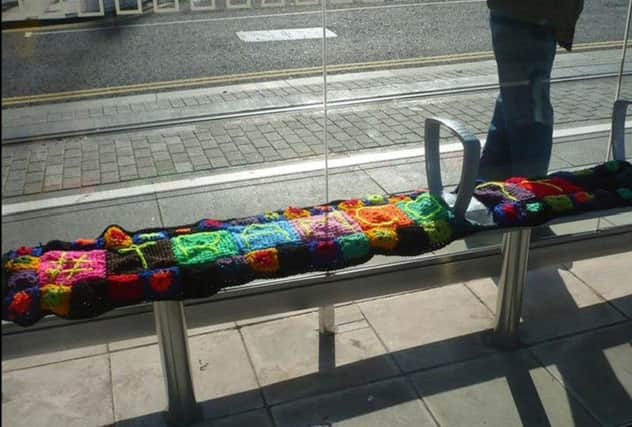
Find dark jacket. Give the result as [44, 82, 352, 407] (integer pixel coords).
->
[487, 0, 584, 50]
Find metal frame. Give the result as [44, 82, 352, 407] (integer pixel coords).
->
[261, 0, 286, 6]
[153, 301, 202, 427]
[189, 0, 216, 11]
[78, 0, 105, 17]
[146, 110, 630, 424]
[115, 0, 143, 14]
[152, 0, 179, 12]
[225, 0, 251, 9]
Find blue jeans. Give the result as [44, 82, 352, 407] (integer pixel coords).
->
[479, 13, 557, 181]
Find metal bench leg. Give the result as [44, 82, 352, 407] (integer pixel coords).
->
[491, 229, 531, 349]
[319, 305, 336, 335]
[153, 301, 202, 427]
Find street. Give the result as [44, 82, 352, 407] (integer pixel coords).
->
[1, 0, 629, 100]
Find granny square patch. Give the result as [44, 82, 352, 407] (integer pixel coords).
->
[337, 233, 371, 263]
[108, 274, 144, 306]
[140, 267, 183, 300]
[232, 221, 301, 252]
[5, 255, 40, 272]
[291, 211, 361, 241]
[69, 279, 111, 319]
[245, 248, 280, 274]
[397, 193, 452, 225]
[8, 269, 39, 292]
[106, 239, 177, 274]
[343, 204, 414, 231]
[40, 284, 72, 316]
[3, 161, 631, 327]
[3, 288, 41, 326]
[171, 231, 238, 265]
[39, 250, 107, 286]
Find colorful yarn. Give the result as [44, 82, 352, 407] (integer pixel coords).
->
[233, 221, 301, 252]
[5, 288, 41, 326]
[171, 231, 239, 265]
[40, 284, 72, 316]
[284, 206, 311, 219]
[365, 228, 399, 251]
[8, 270, 39, 292]
[363, 194, 388, 205]
[39, 250, 106, 286]
[108, 274, 144, 305]
[543, 195, 574, 213]
[309, 240, 341, 268]
[337, 233, 371, 262]
[5, 256, 40, 272]
[103, 226, 132, 249]
[2, 160, 630, 327]
[245, 249, 280, 274]
[140, 267, 182, 300]
[397, 193, 452, 224]
[421, 219, 453, 245]
[293, 211, 361, 241]
[345, 204, 414, 231]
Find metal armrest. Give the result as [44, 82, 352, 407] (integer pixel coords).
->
[424, 117, 481, 223]
[611, 99, 631, 161]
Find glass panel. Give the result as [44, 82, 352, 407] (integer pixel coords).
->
[320, 0, 632, 259]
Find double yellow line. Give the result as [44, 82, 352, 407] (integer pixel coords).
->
[2, 40, 628, 106]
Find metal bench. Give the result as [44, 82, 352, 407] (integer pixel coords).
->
[146, 100, 631, 426]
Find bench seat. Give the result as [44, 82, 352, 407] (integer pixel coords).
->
[3, 159, 631, 327]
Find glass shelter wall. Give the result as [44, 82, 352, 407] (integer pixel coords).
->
[1, 0, 631, 249]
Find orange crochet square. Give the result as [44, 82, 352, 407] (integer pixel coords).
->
[245, 248, 280, 273]
[343, 204, 414, 232]
[40, 284, 71, 316]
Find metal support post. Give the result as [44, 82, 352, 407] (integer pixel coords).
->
[491, 229, 531, 349]
[153, 301, 202, 427]
[319, 305, 336, 335]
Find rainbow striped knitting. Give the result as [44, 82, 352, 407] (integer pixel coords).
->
[2, 160, 631, 326]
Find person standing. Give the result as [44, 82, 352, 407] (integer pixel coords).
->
[479, 0, 584, 181]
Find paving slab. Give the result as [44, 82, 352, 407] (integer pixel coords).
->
[3, 73, 630, 200]
[192, 409, 273, 427]
[411, 350, 599, 427]
[1, 355, 114, 427]
[529, 322, 632, 427]
[567, 251, 632, 318]
[271, 376, 437, 427]
[1, 343, 107, 372]
[358, 283, 496, 373]
[240, 304, 400, 405]
[466, 267, 625, 344]
[110, 329, 262, 425]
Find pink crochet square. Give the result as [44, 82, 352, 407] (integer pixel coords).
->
[38, 250, 107, 286]
[291, 211, 361, 241]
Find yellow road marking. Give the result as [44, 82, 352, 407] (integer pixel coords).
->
[2, 40, 629, 106]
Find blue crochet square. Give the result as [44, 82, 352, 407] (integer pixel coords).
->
[231, 221, 302, 252]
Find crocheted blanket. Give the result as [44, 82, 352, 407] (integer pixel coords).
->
[3, 160, 631, 326]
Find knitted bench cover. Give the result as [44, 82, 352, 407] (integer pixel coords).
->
[3, 160, 631, 326]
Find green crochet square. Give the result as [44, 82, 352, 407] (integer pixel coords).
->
[337, 233, 370, 262]
[171, 231, 239, 265]
[397, 193, 452, 225]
